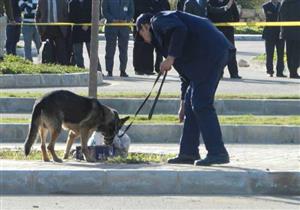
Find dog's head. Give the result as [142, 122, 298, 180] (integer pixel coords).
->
[97, 109, 130, 145]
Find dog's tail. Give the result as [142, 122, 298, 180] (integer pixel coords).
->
[24, 102, 42, 156]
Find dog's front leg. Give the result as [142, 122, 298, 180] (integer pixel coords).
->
[63, 131, 79, 159]
[80, 128, 96, 162]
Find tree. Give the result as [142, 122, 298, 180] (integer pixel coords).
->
[89, 0, 102, 97]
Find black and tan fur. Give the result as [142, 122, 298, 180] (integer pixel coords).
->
[24, 90, 129, 162]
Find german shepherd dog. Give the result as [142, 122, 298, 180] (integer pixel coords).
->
[24, 90, 129, 162]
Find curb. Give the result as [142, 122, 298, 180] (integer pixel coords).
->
[2, 167, 299, 195]
[1, 98, 299, 116]
[0, 72, 103, 88]
[1, 124, 299, 144]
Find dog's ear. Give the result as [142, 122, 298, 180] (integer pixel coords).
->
[119, 116, 130, 127]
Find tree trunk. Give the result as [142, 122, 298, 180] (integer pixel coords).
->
[89, 0, 102, 97]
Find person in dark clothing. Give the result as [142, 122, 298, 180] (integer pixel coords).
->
[279, 0, 300, 79]
[177, 0, 186, 11]
[152, 0, 170, 73]
[262, 0, 285, 77]
[102, 0, 134, 77]
[69, 0, 102, 72]
[137, 11, 232, 166]
[133, 0, 170, 75]
[207, 0, 241, 79]
[19, 0, 41, 61]
[184, 0, 207, 17]
[5, 0, 21, 55]
[36, 0, 70, 65]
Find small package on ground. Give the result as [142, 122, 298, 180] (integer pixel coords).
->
[75, 131, 131, 161]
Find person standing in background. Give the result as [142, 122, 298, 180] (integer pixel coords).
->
[279, 0, 300, 79]
[133, 0, 170, 75]
[102, 0, 134, 77]
[69, 0, 102, 72]
[19, 0, 41, 61]
[5, 0, 21, 56]
[36, 0, 70, 65]
[207, 0, 242, 79]
[152, 0, 170, 73]
[262, 0, 285, 78]
[177, 0, 186, 11]
[0, 0, 14, 60]
[184, 0, 207, 17]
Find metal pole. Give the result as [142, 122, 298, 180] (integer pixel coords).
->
[89, 0, 102, 97]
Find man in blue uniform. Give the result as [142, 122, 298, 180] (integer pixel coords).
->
[137, 11, 232, 166]
[262, 0, 285, 77]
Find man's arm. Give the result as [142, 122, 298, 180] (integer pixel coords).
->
[4, 0, 13, 20]
[230, 2, 240, 22]
[178, 76, 189, 122]
[207, 0, 234, 14]
[102, 0, 114, 22]
[126, 0, 134, 22]
[183, 1, 195, 15]
[35, 0, 42, 23]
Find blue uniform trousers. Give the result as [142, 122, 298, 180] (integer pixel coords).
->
[105, 26, 130, 73]
[179, 50, 229, 157]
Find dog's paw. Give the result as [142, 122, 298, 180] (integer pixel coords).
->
[53, 157, 63, 163]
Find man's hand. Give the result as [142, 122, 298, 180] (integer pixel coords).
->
[178, 100, 185, 123]
[82, 25, 89, 31]
[160, 56, 175, 74]
[8, 20, 16, 25]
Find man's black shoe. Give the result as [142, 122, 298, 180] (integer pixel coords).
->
[135, 71, 144, 75]
[276, 73, 287, 78]
[290, 74, 300, 79]
[145, 72, 156, 75]
[120, 72, 129, 77]
[230, 75, 242, 79]
[194, 153, 229, 166]
[168, 154, 200, 164]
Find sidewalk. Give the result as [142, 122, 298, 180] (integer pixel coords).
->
[1, 144, 299, 195]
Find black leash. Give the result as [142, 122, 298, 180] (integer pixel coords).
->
[118, 71, 168, 138]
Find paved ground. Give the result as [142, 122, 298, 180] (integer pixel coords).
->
[1, 196, 300, 210]
[5, 40, 299, 96]
[1, 144, 299, 172]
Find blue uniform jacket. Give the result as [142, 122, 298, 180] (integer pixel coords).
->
[150, 11, 234, 98]
[102, 0, 134, 23]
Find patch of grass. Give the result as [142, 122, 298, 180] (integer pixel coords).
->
[0, 149, 175, 163]
[0, 55, 86, 74]
[0, 91, 300, 99]
[1, 115, 300, 125]
[253, 53, 287, 63]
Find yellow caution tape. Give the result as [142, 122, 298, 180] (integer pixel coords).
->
[8, 21, 300, 27]
[214, 21, 300, 27]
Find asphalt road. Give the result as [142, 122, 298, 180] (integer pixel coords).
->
[1, 196, 299, 210]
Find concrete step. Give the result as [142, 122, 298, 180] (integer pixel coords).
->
[1, 144, 299, 195]
[1, 98, 299, 115]
[0, 72, 104, 88]
[1, 123, 299, 144]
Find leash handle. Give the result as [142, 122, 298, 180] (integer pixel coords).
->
[148, 71, 167, 120]
[118, 72, 162, 138]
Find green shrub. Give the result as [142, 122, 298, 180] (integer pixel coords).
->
[235, 26, 263, 34]
[0, 55, 86, 74]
